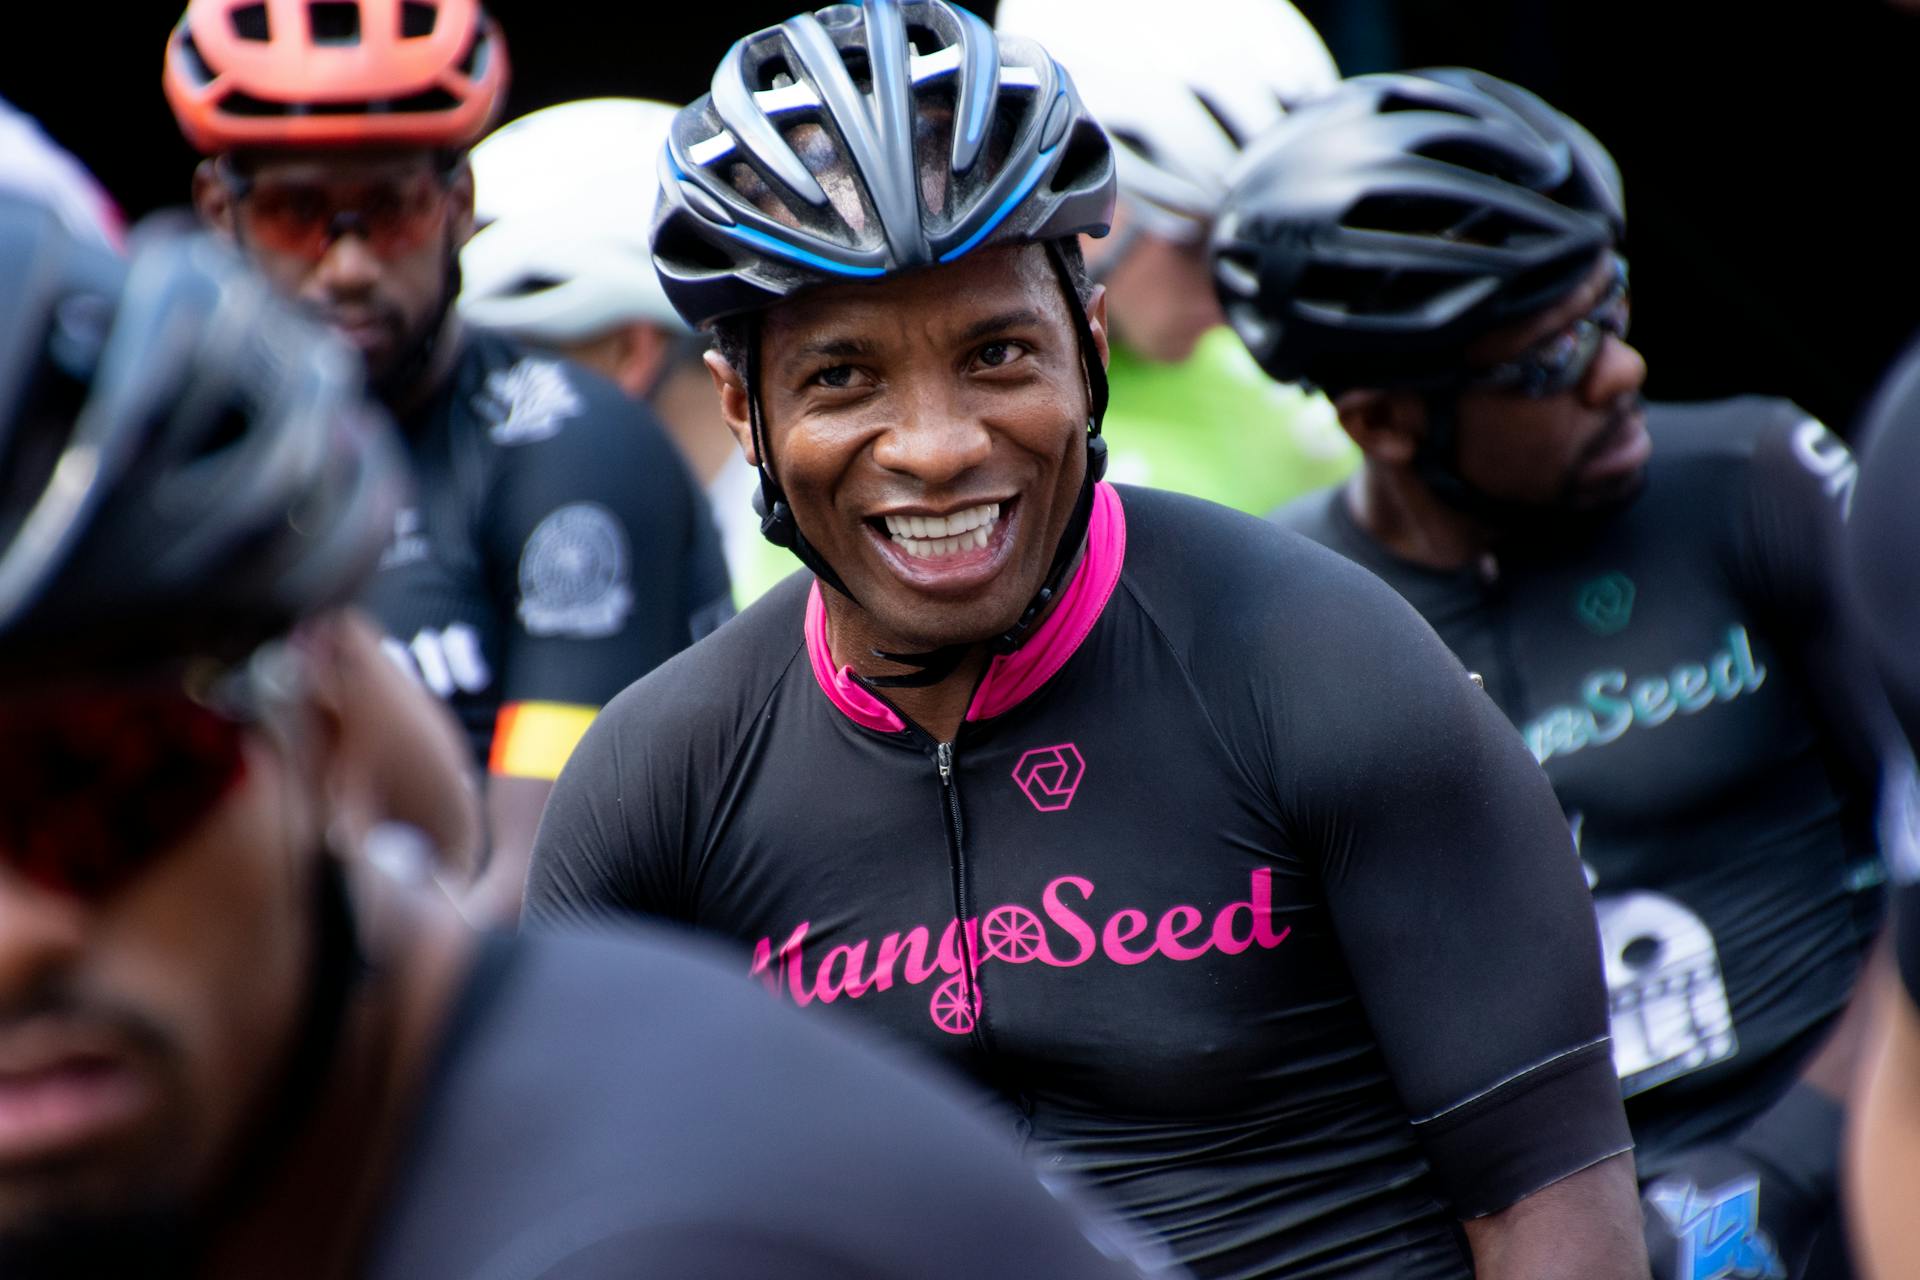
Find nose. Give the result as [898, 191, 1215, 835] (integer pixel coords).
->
[867, 387, 993, 489]
[311, 230, 382, 297]
[0, 869, 88, 1003]
[1580, 333, 1647, 409]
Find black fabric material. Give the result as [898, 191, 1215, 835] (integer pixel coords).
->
[1412, 1038, 1627, 1219]
[1281, 397, 1889, 1165]
[363, 927, 1172, 1280]
[528, 486, 1628, 1280]
[361, 329, 732, 764]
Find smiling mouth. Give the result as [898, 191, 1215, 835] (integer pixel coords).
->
[876, 502, 1003, 560]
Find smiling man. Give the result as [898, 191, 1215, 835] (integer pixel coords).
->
[1223, 69, 1896, 1279]
[527, 4, 1649, 1277]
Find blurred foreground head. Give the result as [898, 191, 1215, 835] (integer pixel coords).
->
[0, 197, 473, 1276]
[164, 0, 510, 405]
[995, 0, 1337, 362]
[1848, 344, 1920, 753]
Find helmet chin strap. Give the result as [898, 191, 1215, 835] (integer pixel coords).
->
[748, 238, 1108, 692]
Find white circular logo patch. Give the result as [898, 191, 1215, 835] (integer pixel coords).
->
[516, 503, 634, 639]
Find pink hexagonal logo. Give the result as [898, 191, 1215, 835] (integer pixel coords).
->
[1011, 743, 1085, 812]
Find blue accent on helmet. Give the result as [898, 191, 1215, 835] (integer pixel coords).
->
[938, 141, 1055, 264]
[720, 222, 891, 277]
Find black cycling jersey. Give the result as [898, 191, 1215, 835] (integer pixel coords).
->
[1280, 397, 1887, 1164]
[1849, 350, 1920, 1010]
[364, 926, 1172, 1280]
[362, 329, 732, 776]
[528, 484, 1632, 1280]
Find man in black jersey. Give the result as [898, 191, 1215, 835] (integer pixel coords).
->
[0, 198, 1170, 1280]
[529, 5, 1648, 1277]
[161, 0, 733, 922]
[1216, 69, 1895, 1280]
[1841, 346, 1920, 1280]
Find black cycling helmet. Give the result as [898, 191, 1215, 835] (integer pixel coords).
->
[0, 194, 407, 672]
[1210, 67, 1624, 391]
[651, 0, 1116, 677]
[652, 0, 1114, 327]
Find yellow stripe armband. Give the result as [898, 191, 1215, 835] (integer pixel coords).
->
[489, 702, 598, 781]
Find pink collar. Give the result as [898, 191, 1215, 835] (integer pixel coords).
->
[804, 482, 1128, 734]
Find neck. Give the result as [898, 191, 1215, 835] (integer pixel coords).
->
[384, 312, 465, 421]
[204, 871, 476, 1280]
[1347, 462, 1500, 571]
[823, 595, 993, 744]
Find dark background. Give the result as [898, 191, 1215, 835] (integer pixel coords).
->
[7, 1, 1917, 432]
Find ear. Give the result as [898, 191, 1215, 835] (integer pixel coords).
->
[704, 348, 758, 466]
[1333, 388, 1426, 466]
[191, 159, 237, 239]
[446, 159, 477, 248]
[613, 322, 672, 399]
[1084, 282, 1111, 373]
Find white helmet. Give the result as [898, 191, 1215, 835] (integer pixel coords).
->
[995, 0, 1338, 239]
[461, 97, 687, 344]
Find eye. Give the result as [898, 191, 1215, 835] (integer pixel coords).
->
[808, 364, 861, 390]
[974, 340, 1028, 370]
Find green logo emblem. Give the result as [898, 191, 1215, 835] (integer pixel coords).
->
[1575, 573, 1635, 636]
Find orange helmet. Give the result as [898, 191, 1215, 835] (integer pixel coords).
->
[163, 0, 510, 154]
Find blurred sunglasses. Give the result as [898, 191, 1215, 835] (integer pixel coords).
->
[223, 161, 451, 263]
[0, 675, 252, 899]
[1465, 258, 1630, 399]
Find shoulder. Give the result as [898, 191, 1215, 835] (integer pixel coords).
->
[1647, 395, 1830, 471]
[579, 571, 810, 760]
[456, 330, 691, 475]
[1113, 485, 1461, 750]
[1118, 483, 1432, 656]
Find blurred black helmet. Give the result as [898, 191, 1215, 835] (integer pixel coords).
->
[1210, 68, 1623, 390]
[651, 0, 1116, 328]
[0, 195, 407, 672]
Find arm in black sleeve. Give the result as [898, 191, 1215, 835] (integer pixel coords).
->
[1269, 550, 1633, 1217]
[1737, 405, 1902, 789]
[483, 365, 733, 776]
[524, 621, 781, 929]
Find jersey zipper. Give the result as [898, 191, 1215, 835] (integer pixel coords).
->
[936, 740, 992, 1054]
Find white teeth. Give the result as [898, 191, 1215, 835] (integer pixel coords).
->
[882, 502, 1002, 559]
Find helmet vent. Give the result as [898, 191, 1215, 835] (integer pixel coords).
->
[841, 49, 874, 95]
[220, 87, 462, 117]
[1377, 89, 1452, 117]
[230, 3, 271, 42]
[756, 56, 797, 93]
[906, 24, 944, 57]
[307, 1, 362, 46]
[1411, 138, 1534, 188]
[401, 1, 437, 37]
[1047, 118, 1109, 197]
[1192, 91, 1247, 149]
[457, 28, 488, 78]
[1106, 128, 1157, 164]
[501, 274, 566, 299]
[178, 34, 218, 89]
